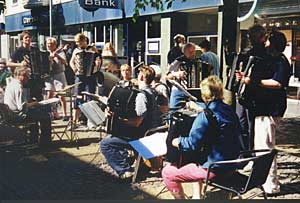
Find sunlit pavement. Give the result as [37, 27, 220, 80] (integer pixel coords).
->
[0, 98, 299, 199]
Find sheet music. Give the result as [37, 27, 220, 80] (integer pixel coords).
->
[38, 98, 60, 105]
[129, 132, 168, 160]
[79, 101, 105, 126]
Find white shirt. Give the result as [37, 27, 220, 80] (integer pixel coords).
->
[4, 78, 26, 112]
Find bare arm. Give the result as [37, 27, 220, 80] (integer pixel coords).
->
[69, 50, 77, 73]
[260, 79, 282, 89]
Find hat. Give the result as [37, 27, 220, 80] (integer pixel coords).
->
[150, 64, 161, 78]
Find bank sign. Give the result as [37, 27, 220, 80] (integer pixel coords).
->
[78, 0, 121, 12]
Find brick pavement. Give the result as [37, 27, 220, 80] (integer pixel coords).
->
[1, 101, 300, 199]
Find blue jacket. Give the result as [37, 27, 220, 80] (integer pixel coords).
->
[178, 99, 242, 171]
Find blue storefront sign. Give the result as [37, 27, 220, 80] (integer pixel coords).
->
[78, 0, 121, 12]
[22, 15, 37, 26]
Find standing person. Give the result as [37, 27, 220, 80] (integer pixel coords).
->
[166, 42, 197, 109]
[9, 31, 32, 72]
[4, 67, 52, 146]
[167, 34, 186, 65]
[69, 33, 102, 127]
[100, 65, 159, 180]
[9, 31, 45, 101]
[63, 43, 76, 85]
[199, 39, 220, 78]
[45, 37, 68, 121]
[237, 30, 291, 195]
[102, 42, 120, 75]
[162, 76, 242, 199]
[234, 24, 269, 150]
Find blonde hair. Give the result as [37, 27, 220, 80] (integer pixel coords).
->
[74, 33, 88, 43]
[14, 67, 29, 78]
[200, 76, 224, 103]
[103, 42, 117, 56]
[120, 64, 131, 71]
[46, 37, 57, 45]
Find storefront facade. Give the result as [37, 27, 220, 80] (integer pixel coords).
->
[3, 0, 224, 71]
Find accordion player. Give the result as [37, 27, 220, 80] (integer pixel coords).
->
[71, 45, 101, 77]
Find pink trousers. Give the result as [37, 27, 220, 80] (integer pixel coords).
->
[162, 163, 216, 193]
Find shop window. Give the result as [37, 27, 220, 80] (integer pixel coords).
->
[95, 25, 104, 43]
[148, 15, 161, 38]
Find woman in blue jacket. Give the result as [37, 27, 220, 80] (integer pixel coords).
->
[162, 76, 242, 199]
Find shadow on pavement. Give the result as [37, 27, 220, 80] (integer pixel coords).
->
[0, 138, 157, 200]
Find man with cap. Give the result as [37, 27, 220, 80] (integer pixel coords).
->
[167, 34, 186, 65]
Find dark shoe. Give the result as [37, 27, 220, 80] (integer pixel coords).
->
[62, 116, 69, 121]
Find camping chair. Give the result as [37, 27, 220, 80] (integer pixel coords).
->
[131, 124, 169, 183]
[202, 149, 277, 199]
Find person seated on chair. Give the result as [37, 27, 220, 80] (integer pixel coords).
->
[100, 65, 160, 180]
[150, 64, 170, 120]
[4, 67, 52, 146]
[117, 64, 137, 88]
[162, 76, 242, 199]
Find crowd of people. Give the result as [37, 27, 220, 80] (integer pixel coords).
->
[0, 25, 292, 199]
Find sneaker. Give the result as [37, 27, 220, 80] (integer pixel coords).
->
[265, 188, 280, 195]
[119, 171, 134, 180]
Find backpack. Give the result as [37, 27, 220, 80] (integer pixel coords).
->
[153, 82, 170, 115]
[141, 88, 162, 128]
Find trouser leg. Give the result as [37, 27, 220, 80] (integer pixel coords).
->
[254, 116, 280, 193]
[100, 136, 133, 175]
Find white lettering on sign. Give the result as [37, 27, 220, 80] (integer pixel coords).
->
[23, 17, 35, 25]
[84, 0, 115, 7]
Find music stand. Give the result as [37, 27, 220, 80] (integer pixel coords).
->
[81, 91, 108, 140]
[53, 82, 82, 142]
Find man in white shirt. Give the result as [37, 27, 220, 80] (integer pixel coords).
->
[4, 67, 52, 146]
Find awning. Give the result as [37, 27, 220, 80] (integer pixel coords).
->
[256, 0, 300, 17]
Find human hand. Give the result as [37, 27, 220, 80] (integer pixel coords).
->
[172, 138, 179, 148]
[174, 71, 186, 79]
[235, 70, 244, 80]
[105, 107, 113, 117]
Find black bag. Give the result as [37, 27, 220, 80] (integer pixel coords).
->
[107, 85, 139, 119]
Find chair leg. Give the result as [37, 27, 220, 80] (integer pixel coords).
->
[155, 186, 168, 198]
[202, 183, 208, 199]
[132, 155, 142, 183]
[260, 186, 268, 199]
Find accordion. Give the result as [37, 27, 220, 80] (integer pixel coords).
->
[27, 47, 51, 76]
[75, 50, 96, 76]
[107, 86, 140, 119]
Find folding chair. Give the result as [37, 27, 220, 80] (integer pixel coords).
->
[131, 125, 169, 183]
[203, 149, 277, 199]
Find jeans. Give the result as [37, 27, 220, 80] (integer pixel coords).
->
[100, 136, 134, 175]
[74, 75, 97, 108]
[169, 88, 188, 110]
